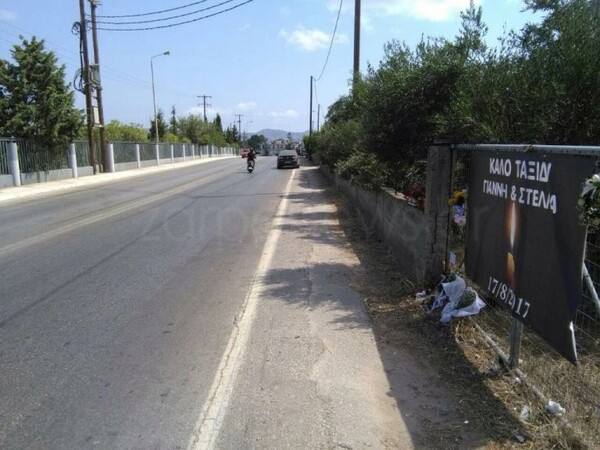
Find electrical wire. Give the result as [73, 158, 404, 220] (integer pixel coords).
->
[315, 0, 343, 82]
[95, 0, 209, 19]
[97, 0, 254, 31]
[0, 20, 189, 96]
[95, 0, 237, 25]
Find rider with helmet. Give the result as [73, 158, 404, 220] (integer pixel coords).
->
[247, 147, 256, 169]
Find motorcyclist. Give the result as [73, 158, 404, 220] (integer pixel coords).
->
[247, 148, 256, 168]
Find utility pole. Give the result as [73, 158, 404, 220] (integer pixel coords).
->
[89, 0, 107, 172]
[309, 76, 313, 137]
[317, 104, 321, 132]
[78, 0, 97, 174]
[197, 95, 212, 122]
[353, 0, 361, 87]
[235, 114, 243, 143]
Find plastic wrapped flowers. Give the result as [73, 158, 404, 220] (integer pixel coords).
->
[578, 174, 600, 230]
[448, 189, 467, 227]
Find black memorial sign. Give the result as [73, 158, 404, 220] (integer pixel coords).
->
[466, 150, 594, 363]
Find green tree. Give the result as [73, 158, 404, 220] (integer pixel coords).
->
[149, 109, 168, 141]
[213, 114, 223, 133]
[225, 125, 240, 144]
[178, 113, 226, 145]
[247, 134, 267, 150]
[169, 105, 178, 134]
[514, 0, 600, 143]
[0, 36, 83, 151]
[104, 120, 148, 142]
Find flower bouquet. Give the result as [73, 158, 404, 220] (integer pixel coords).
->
[578, 174, 600, 230]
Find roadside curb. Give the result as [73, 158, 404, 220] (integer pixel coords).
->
[0, 156, 237, 205]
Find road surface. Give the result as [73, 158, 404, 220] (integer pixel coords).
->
[0, 157, 412, 449]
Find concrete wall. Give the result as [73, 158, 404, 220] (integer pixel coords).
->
[115, 162, 139, 172]
[321, 166, 429, 283]
[0, 174, 13, 189]
[21, 168, 74, 185]
[319, 143, 451, 285]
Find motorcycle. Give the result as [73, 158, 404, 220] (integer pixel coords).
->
[247, 159, 255, 173]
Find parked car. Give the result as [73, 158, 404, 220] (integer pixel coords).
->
[240, 148, 250, 158]
[277, 149, 300, 169]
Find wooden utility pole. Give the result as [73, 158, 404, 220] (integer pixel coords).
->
[353, 0, 361, 86]
[78, 0, 97, 174]
[90, 0, 107, 172]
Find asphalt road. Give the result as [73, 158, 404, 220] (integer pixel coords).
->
[0, 156, 294, 449]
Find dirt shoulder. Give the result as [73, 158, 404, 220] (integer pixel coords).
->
[322, 171, 573, 449]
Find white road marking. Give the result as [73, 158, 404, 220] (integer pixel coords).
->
[188, 169, 297, 450]
[0, 170, 230, 259]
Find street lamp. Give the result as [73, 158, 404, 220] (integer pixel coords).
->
[150, 51, 170, 163]
[245, 120, 253, 142]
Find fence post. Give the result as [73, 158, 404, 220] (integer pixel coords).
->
[192, 144, 195, 159]
[107, 143, 115, 173]
[68, 143, 78, 178]
[155, 143, 160, 166]
[508, 318, 524, 369]
[170, 144, 174, 163]
[182, 144, 186, 161]
[424, 141, 453, 285]
[8, 141, 21, 187]
[135, 144, 141, 168]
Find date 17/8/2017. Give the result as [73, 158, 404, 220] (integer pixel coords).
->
[488, 277, 531, 319]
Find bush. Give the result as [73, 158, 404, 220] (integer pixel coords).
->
[336, 151, 388, 191]
[312, 119, 361, 167]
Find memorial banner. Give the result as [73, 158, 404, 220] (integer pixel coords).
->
[466, 150, 594, 362]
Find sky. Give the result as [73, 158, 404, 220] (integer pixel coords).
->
[0, 0, 540, 134]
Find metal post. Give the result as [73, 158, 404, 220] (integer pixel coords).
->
[135, 144, 141, 168]
[150, 51, 170, 164]
[170, 144, 174, 163]
[69, 144, 78, 178]
[182, 144, 186, 161]
[508, 318, 524, 369]
[155, 143, 160, 165]
[8, 141, 21, 187]
[309, 76, 313, 138]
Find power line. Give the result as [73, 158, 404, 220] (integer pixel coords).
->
[0, 21, 148, 88]
[315, 0, 343, 82]
[96, 0, 210, 19]
[97, 0, 255, 32]
[95, 0, 237, 26]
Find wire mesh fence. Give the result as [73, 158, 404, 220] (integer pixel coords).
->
[73, 140, 92, 167]
[14, 139, 69, 172]
[446, 145, 600, 449]
[0, 138, 11, 175]
[112, 142, 137, 164]
[158, 143, 169, 161]
[1, 138, 236, 188]
[138, 143, 155, 162]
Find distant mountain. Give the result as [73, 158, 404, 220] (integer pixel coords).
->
[254, 129, 308, 141]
